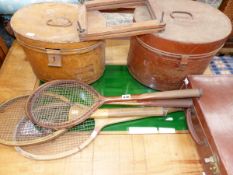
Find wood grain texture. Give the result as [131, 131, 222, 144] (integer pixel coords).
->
[129, 2, 229, 91]
[78, 4, 87, 33]
[0, 37, 8, 55]
[0, 42, 38, 103]
[105, 39, 129, 65]
[0, 37, 8, 66]
[0, 40, 205, 174]
[80, 0, 165, 41]
[86, 1, 145, 11]
[11, 3, 106, 83]
[0, 135, 203, 175]
[85, 0, 145, 9]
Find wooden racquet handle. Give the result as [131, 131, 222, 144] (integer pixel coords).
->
[90, 107, 181, 118]
[136, 89, 203, 99]
[105, 89, 202, 103]
[107, 98, 193, 108]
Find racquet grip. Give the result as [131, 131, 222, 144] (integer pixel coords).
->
[107, 98, 193, 108]
[91, 107, 181, 118]
[134, 89, 202, 100]
[105, 89, 202, 103]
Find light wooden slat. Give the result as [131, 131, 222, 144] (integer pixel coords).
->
[78, 4, 87, 33]
[144, 134, 203, 175]
[0, 42, 38, 103]
[85, 0, 144, 9]
[118, 135, 134, 175]
[93, 135, 120, 175]
[132, 135, 147, 175]
[0, 134, 203, 175]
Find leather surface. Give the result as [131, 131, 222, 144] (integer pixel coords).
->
[188, 75, 233, 175]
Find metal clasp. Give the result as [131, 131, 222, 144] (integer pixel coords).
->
[204, 155, 220, 175]
[180, 55, 189, 65]
[46, 49, 62, 67]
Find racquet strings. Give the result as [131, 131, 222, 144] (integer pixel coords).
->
[0, 95, 63, 146]
[16, 118, 95, 160]
[27, 80, 100, 129]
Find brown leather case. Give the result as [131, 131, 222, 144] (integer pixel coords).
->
[188, 75, 233, 175]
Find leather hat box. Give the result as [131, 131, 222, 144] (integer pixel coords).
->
[187, 75, 233, 175]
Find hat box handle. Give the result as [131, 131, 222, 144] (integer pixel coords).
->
[46, 17, 73, 27]
[170, 11, 193, 20]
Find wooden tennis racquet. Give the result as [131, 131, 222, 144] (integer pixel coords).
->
[16, 107, 181, 160]
[0, 95, 180, 146]
[0, 95, 66, 146]
[26, 80, 202, 130]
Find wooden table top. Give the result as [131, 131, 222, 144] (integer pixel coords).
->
[0, 40, 204, 175]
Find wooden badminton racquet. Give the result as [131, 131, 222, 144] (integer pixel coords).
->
[0, 95, 177, 146]
[16, 107, 181, 160]
[0, 95, 66, 146]
[26, 80, 202, 130]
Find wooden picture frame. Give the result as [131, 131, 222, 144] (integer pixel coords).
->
[78, 0, 166, 41]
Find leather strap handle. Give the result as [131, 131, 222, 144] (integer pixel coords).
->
[46, 17, 72, 27]
[170, 11, 193, 20]
[186, 108, 204, 145]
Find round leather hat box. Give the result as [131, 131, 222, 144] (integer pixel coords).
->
[11, 3, 105, 83]
[128, 0, 232, 90]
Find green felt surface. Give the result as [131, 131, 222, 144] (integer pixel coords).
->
[41, 65, 187, 131]
[91, 65, 187, 131]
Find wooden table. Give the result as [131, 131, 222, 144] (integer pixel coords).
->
[0, 40, 204, 175]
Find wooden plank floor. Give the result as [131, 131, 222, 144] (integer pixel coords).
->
[0, 134, 202, 175]
[0, 40, 204, 175]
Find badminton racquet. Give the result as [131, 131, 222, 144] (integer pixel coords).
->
[16, 107, 180, 160]
[26, 80, 202, 130]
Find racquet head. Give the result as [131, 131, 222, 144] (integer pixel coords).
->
[15, 116, 149, 160]
[0, 95, 66, 146]
[15, 106, 180, 160]
[26, 80, 102, 130]
[26, 80, 201, 130]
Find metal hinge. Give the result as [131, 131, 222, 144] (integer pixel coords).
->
[204, 155, 220, 175]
